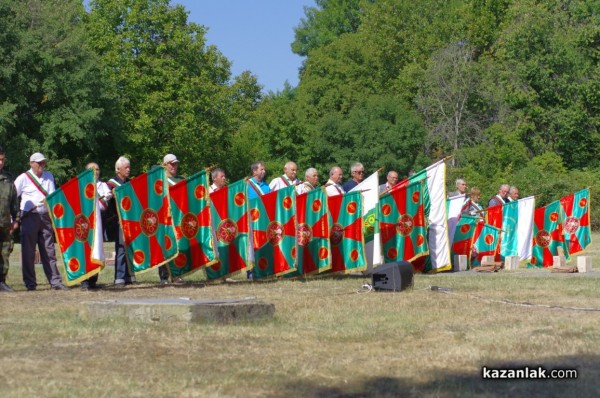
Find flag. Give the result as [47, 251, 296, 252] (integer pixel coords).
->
[379, 180, 428, 263]
[447, 194, 468, 247]
[113, 167, 178, 273]
[560, 188, 591, 256]
[516, 196, 535, 262]
[207, 179, 252, 280]
[45, 168, 103, 286]
[392, 159, 451, 272]
[250, 185, 297, 279]
[168, 170, 217, 279]
[350, 171, 381, 272]
[451, 214, 479, 268]
[328, 191, 367, 273]
[291, 188, 331, 276]
[499, 200, 519, 257]
[528, 200, 569, 268]
[471, 221, 501, 266]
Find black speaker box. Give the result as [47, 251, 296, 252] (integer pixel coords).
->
[372, 261, 414, 292]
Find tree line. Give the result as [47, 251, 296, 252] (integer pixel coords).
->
[0, 0, 598, 225]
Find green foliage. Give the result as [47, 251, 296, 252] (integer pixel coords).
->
[86, 0, 251, 176]
[291, 0, 363, 57]
[0, 0, 113, 182]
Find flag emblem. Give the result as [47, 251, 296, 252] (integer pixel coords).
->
[564, 217, 579, 234]
[74, 214, 90, 241]
[535, 230, 551, 248]
[266, 221, 284, 245]
[396, 214, 414, 236]
[140, 208, 159, 236]
[297, 223, 312, 246]
[330, 224, 344, 246]
[180, 213, 199, 239]
[217, 219, 238, 244]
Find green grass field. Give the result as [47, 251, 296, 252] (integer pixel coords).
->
[1, 238, 599, 397]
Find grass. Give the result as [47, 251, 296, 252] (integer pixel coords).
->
[1, 238, 600, 397]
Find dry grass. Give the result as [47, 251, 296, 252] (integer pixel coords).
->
[1, 238, 600, 397]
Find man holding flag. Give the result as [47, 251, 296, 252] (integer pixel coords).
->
[247, 161, 270, 200]
[14, 152, 67, 291]
[158, 154, 184, 285]
[106, 156, 135, 288]
[80, 162, 111, 290]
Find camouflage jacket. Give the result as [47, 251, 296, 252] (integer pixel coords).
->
[0, 170, 19, 228]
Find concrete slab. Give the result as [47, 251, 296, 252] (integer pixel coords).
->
[79, 297, 275, 324]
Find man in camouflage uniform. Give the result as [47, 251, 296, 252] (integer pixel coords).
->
[0, 147, 20, 291]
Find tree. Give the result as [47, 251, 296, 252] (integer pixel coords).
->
[0, 0, 114, 181]
[416, 43, 485, 163]
[86, 0, 243, 175]
[291, 0, 364, 57]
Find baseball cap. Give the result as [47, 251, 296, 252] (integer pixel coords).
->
[163, 154, 179, 165]
[30, 152, 47, 163]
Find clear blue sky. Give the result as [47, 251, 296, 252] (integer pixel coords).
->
[173, 1, 314, 93]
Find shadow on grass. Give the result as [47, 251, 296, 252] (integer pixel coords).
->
[274, 355, 598, 398]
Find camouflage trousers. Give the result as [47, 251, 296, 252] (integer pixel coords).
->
[0, 226, 14, 282]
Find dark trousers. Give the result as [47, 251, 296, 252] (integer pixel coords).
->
[114, 226, 135, 284]
[20, 212, 62, 288]
[0, 226, 13, 282]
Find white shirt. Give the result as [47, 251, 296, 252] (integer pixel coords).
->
[269, 175, 300, 191]
[97, 181, 112, 211]
[296, 182, 315, 195]
[14, 169, 55, 213]
[324, 179, 345, 197]
[209, 183, 219, 193]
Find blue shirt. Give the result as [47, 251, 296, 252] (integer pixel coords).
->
[247, 178, 271, 200]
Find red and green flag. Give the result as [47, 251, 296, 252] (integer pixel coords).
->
[290, 188, 331, 276]
[327, 191, 367, 273]
[560, 188, 591, 256]
[380, 180, 428, 264]
[471, 222, 501, 266]
[451, 214, 479, 268]
[207, 179, 251, 280]
[45, 168, 103, 286]
[528, 200, 569, 268]
[113, 167, 178, 274]
[168, 170, 217, 279]
[250, 185, 297, 279]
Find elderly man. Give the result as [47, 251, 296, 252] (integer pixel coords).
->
[247, 161, 270, 200]
[106, 156, 136, 288]
[508, 186, 519, 202]
[159, 154, 185, 285]
[449, 178, 467, 198]
[296, 168, 319, 195]
[269, 161, 300, 191]
[0, 148, 19, 291]
[325, 166, 345, 197]
[378, 170, 399, 194]
[488, 184, 510, 207]
[210, 168, 226, 193]
[342, 162, 365, 192]
[14, 152, 67, 291]
[163, 154, 184, 186]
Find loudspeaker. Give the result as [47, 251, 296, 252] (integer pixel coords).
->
[372, 261, 414, 292]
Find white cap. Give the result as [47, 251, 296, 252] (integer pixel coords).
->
[30, 152, 47, 163]
[163, 154, 179, 165]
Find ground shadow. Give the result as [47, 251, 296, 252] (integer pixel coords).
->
[273, 355, 599, 398]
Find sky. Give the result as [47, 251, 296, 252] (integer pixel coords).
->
[173, 1, 315, 93]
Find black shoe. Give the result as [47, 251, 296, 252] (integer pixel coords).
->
[160, 279, 169, 286]
[0, 282, 14, 292]
[26, 286, 36, 291]
[52, 284, 69, 291]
